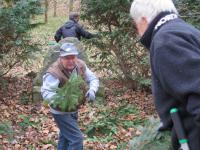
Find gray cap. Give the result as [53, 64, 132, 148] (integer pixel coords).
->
[60, 43, 79, 57]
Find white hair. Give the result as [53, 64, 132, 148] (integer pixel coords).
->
[130, 0, 178, 24]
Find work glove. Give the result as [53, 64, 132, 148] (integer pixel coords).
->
[85, 89, 96, 102]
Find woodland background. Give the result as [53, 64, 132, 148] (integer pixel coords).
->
[0, 0, 200, 149]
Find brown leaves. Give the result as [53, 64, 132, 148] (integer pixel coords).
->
[41, 144, 54, 149]
[105, 80, 155, 115]
[114, 126, 134, 142]
[0, 76, 58, 149]
[0, 75, 155, 149]
[123, 114, 137, 120]
[84, 141, 119, 150]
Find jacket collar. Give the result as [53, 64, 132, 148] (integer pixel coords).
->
[140, 11, 176, 49]
[69, 18, 78, 23]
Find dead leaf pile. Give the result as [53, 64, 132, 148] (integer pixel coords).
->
[0, 76, 155, 150]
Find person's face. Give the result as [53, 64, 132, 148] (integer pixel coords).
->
[60, 55, 77, 70]
[74, 16, 79, 22]
[134, 17, 149, 37]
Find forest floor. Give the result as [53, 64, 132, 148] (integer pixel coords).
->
[0, 15, 156, 150]
[0, 74, 155, 150]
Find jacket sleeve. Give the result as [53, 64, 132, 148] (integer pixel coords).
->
[76, 24, 94, 39]
[84, 65, 99, 93]
[54, 27, 63, 42]
[153, 31, 200, 126]
[41, 73, 59, 102]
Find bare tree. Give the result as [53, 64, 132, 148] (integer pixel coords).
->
[44, 0, 48, 23]
[69, 0, 74, 13]
[53, 0, 57, 17]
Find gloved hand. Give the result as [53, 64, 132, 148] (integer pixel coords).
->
[85, 89, 96, 102]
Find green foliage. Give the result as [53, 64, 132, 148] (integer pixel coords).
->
[26, 144, 36, 150]
[137, 77, 151, 90]
[0, 121, 14, 143]
[81, 0, 200, 90]
[85, 104, 143, 137]
[50, 73, 86, 112]
[174, 0, 200, 29]
[82, 103, 144, 149]
[0, 77, 8, 91]
[81, 0, 151, 90]
[129, 117, 172, 150]
[20, 90, 31, 105]
[18, 114, 38, 128]
[0, 122, 14, 135]
[0, 0, 42, 76]
[41, 139, 57, 147]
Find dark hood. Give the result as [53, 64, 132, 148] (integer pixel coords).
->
[64, 20, 76, 29]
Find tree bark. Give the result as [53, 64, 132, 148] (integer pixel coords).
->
[69, 0, 74, 13]
[44, 0, 48, 23]
[53, 0, 57, 17]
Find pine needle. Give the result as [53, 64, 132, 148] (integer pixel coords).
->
[51, 73, 86, 112]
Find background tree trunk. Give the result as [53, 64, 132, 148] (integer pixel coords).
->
[44, 0, 48, 23]
[53, 0, 57, 17]
[69, 0, 74, 13]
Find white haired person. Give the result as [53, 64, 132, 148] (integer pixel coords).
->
[130, 0, 200, 150]
[41, 43, 99, 150]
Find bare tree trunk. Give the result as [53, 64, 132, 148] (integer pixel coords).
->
[32, 15, 35, 19]
[4, 0, 12, 7]
[110, 39, 138, 90]
[45, 0, 48, 23]
[53, 0, 57, 17]
[73, 0, 81, 12]
[69, 0, 74, 13]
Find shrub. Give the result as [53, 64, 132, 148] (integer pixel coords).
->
[0, 0, 42, 76]
[129, 117, 172, 150]
[175, 0, 200, 29]
[81, 0, 200, 90]
[81, 0, 151, 90]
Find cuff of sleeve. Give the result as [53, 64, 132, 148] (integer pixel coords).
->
[89, 88, 97, 93]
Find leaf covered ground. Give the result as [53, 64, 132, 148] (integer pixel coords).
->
[0, 72, 155, 150]
[0, 14, 156, 150]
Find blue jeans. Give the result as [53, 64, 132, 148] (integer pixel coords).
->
[52, 112, 83, 150]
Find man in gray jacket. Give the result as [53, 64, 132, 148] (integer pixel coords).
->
[41, 43, 99, 150]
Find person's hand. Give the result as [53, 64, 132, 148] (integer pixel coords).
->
[85, 89, 96, 102]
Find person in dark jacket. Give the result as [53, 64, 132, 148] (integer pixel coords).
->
[130, 0, 200, 150]
[54, 12, 94, 42]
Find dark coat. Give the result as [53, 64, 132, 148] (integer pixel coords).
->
[141, 12, 200, 150]
[54, 19, 94, 42]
